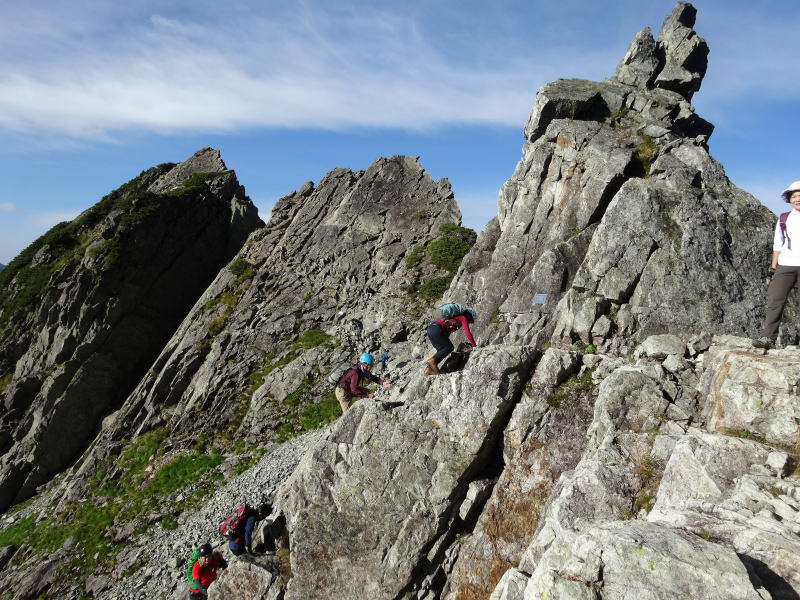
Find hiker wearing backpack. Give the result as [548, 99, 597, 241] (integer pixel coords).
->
[187, 543, 227, 598]
[753, 181, 800, 349]
[221, 503, 271, 556]
[424, 305, 477, 375]
[334, 353, 392, 412]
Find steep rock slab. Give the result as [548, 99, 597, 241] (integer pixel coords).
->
[276, 345, 536, 600]
[699, 345, 800, 446]
[523, 521, 767, 600]
[441, 349, 593, 600]
[648, 429, 800, 598]
[0, 148, 261, 511]
[449, 2, 775, 351]
[89, 156, 461, 452]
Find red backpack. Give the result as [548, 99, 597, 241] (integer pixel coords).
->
[219, 504, 249, 539]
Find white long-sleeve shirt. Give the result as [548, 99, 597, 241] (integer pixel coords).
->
[773, 208, 800, 266]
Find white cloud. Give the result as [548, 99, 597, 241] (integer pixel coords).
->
[0, 202, 17, 213]
[0, 2, 614, 143]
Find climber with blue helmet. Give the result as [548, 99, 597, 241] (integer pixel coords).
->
[424, 307, 478, 375]
[334, 352, 392, 413]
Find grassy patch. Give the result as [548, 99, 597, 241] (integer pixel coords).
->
[697, 530, 721, 544]
[405, 245, 426, 269]
[720, 428, 794, 452]
[296, 329, 331, 350]
[0, 373, 12, 393]
[546, 369, 595, 407]
[488, 310, 501, 325]
[634, 134, 657, 178]
[299, 393, 341, 430]
[228, 258, 254, 278]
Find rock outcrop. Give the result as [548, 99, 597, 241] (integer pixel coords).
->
[72, 155, 462, 457]
[449, 1, 786, 352]
[0, 148, 262, 511]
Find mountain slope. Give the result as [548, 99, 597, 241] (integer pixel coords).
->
[0, 148, 262, 512]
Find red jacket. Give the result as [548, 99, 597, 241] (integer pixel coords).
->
[190, 552, 226, 590]
[338, 365, 385, 398]
[435, 314, 477, 347]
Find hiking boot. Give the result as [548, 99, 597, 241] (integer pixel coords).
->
[751, 336, 775, 349]
[424, 359, 439, 375]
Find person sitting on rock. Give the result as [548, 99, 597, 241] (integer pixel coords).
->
[228, 503, 271, 556]
[424, 308, 477, 375]
[189, 543, 227, 599]
[753, 181, 800, 349]
[335, 353, 392, 412]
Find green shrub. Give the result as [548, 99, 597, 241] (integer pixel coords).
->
[427, 224, 476, 273]
[228, 258, 254, 278]
[417, 277, 452, 300]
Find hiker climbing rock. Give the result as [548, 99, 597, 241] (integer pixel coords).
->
[424, 304, 477, 375]
[379, 350, 390, 372]
[332, 353, 392, 412]
[752, 181, 800, 349]
[220, 503, 271, 556]
[188, 543, 227, 599]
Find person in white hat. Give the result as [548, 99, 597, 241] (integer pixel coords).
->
[752, 181, 800, 348]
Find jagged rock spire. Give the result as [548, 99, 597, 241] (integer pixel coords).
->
[614, 1, 709, 100]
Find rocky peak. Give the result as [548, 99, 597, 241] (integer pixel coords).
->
[614, 1, 708, 99]
[454, 1, 783, 355]
[63, 154, 464, 475]
[0, 148, 262, 512]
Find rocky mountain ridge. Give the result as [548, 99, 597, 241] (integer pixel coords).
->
[0, 147, 263, 513]
[0, 3, 797, 600]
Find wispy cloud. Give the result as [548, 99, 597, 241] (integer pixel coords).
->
[0, 202, 17, 213]
[0, 1, 615, 144]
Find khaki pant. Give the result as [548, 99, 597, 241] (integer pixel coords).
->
[762, 265, 800, 337]
[335, 387, 352, 413]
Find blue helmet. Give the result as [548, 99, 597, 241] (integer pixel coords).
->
[359, 353, 374, 365]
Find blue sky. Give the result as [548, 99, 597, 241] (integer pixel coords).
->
[1, 0, 798, 264]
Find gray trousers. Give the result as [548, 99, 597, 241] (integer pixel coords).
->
[761, 265, 800, 337]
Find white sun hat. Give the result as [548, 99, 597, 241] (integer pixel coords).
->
[781, 181, 800, 202]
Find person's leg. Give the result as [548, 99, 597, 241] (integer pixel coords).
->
[228, 540, 244, 556]
[760, 266, 799, 339]
[243, 515, 257, 553]
[425, 324, 453, 374]
[335, 387, 351, 413]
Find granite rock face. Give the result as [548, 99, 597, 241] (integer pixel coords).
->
[277, 345, 536, 600]
[449, 0, 781, 353]
[0, 148, 262, 511]
[75, 155, 462, 455]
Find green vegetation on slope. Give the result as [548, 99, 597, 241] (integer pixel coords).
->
[404, 223, 476, 302]
[0, 427, 225, 588]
